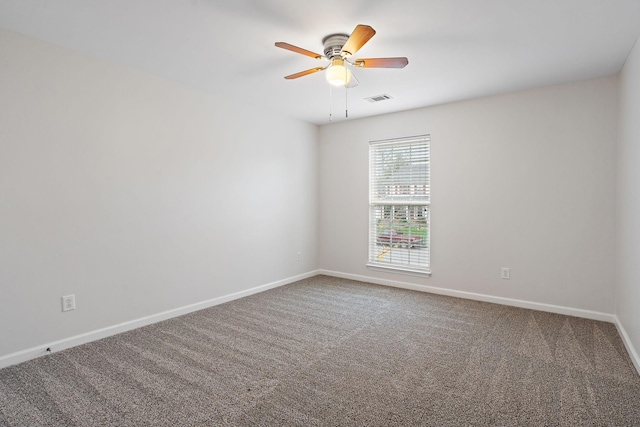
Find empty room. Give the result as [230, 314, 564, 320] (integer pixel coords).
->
[1, 0, 640, 425]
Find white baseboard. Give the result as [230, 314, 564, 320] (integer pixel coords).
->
[6, 269, 637, 376]
[0, 270, 320, 370]
[318, 269, 616, 323]
[613, 316, 640, 376]
[325, 268, 638, 376]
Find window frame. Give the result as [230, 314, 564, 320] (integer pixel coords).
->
[367, 135, 431, 275]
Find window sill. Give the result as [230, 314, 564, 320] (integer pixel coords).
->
[366, 263, 431, 278]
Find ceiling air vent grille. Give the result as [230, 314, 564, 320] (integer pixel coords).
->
[365, 94, 393, 103]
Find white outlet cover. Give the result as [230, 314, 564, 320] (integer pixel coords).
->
[501, 268, 510, 280]
[62, 295, 76, 312]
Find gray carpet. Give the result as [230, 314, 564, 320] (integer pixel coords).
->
[1, 275, 639, 426]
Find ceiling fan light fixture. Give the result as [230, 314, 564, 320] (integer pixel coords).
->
[325, 58, 352, 87]
[276, 25, 408, 89]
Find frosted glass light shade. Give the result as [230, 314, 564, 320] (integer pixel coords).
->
[325, 58, 352, 86]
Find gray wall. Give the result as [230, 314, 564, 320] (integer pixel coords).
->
[0, 29, 319, 359]
[319, 76, 618, 315]
[616, 36, 640, 369]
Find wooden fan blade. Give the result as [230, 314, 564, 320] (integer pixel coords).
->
[275, 42, 323, 60]
[354, 57, 409, 68]
[284, 67, 325, 80]
[341, 24, 376, 56]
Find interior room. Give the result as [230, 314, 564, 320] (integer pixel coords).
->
[1, 0, 640, 424]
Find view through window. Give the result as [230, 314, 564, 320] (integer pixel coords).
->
[368, 135, 430, 273]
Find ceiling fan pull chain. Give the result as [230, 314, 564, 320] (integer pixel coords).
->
[345, 66, 348, 118]
[345, 90, 348, 118]
[329, 83, 333, 122]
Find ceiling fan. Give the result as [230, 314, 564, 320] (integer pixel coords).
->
[275, 24, 408, 88]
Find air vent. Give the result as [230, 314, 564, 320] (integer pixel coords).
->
[365, 94, 393, 103]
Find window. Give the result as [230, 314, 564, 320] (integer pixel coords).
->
[368, 135, 430, 274]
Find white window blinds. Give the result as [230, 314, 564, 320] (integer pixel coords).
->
[368, 135, 430, 273]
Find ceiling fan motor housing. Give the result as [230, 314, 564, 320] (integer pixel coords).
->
[322, 34, 349, 58]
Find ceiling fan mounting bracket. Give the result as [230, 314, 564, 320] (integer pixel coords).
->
[322, 33, 349, 58]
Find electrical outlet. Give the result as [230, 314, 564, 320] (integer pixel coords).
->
[62, 294, 76, 312]
[501, 268, 510, 280]
[297, 251, 301, 261]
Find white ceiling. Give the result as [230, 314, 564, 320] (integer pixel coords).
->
[1, 0, 639, 125]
